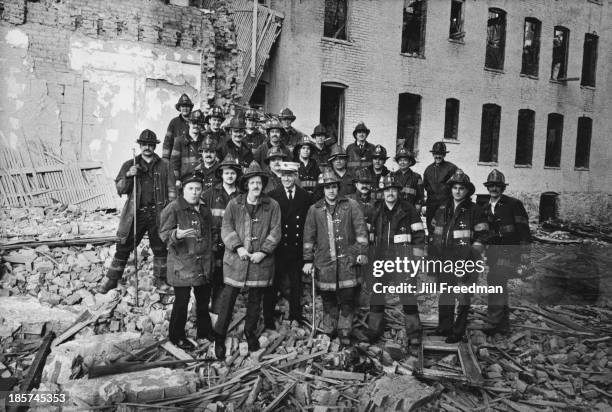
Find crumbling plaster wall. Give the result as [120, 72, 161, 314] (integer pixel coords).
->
[0, 0, 240, 176]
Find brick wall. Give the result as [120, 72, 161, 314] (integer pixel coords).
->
[266, 0, 612, 222]
[0, 0, 240, 175]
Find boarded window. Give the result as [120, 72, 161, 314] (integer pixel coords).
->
[581, 34, 598, 87]
[320, 83, 346, 146]
[444, 98, 459, 140]
[401, 0, 427, 56]
[324, 0, 347, 40]
[514, 109, 535, 166]
[479, 103, 501, 163]
[521, 18, 541, 76]
[551, 26, 569, 80]
[544, 113, 563, 167]
[485, 8, 506, 70]
[575, 116, 592, 168]
[449, 0, 464, 40]
[397, 93, 421, 151]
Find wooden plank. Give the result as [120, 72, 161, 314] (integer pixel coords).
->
[52, 310, 96, 348]
[320, 369, 365, 381]
[458, 342, 483, 386]
[0, 234, 117, 250]
[162, 341, 194, 361]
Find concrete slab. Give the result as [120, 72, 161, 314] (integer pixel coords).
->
[61, 367, 197, 407]
[0, 296, 79, 333]
[358, 374, 436, 411]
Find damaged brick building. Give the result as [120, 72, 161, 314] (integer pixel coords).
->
[260, 0, 612, 223]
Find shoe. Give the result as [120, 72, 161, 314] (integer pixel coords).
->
[172, 338, 195, 351]
[96, 278, 118, 294]
[445, 334, 463, 344]
[245, 333, 260, 352]
[434, 327, 452, 337]
[214, 334, 226, 359]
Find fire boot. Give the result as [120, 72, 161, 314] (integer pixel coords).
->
[337, 312, 354, 345]
[153, 256, 171, 292]
[96, 258, 127, 294]
[321, 305, 339, 338]
[214, 332, 226, 360]
[366, 310, 385, 343]
[245, 332, 260, 352]
[404, 313, 422, 354]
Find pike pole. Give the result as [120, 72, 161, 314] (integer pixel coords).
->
[310, 267, 316, 340]
[132, 149, 139, 307]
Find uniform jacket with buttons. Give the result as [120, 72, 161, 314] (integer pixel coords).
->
[430, 198, 489, 262]
[221, 194, 281, 287]
[391, 168, 424, 206]
[115, 154, 175, 244]
[346, 141, 376, 172]
[193, 160, 221, 191]
[163, 115, 188, 160]
[269, 185, 313, 259]
[303, 197, 368, 291]
[216, 139, 254, 170]
[485, 194, 530, 268]
[423, 160, 458, 205]
[170, 133, 206, 180]
[201, 183, 240, 264]
[159, 197, 213, 287]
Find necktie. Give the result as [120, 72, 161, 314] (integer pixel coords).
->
[288, 189, 293, 200]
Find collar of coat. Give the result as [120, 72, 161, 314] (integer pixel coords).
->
[444, 197, 475, 213]
[234, 193, 273, 206]
[314, 195, 349, 209]
[489, 194, 508, 206]
[177, 196, 202, 211]
[376, 199, 412, 216]
[136, 153, 161, 171]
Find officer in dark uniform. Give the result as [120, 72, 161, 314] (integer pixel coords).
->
[483, 169, 530, 335]
[264, 161, 313, 327]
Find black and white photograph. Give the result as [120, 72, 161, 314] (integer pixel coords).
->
[0, 0, 611, 410]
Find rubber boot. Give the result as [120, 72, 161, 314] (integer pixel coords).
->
[214, 332, 226, 360]
[153, 256, 171, 293]
[337, 312, 354, 345]
[366, 311, 385, 342]
[96, 258, 127, 293]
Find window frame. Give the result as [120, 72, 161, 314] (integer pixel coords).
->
[444, 98, 460, 140]
[574, 116, 592, 169]
[449, 0, 465, 41]
[484, 8, 506, 71]
[479, 103, 501, 163]
[323, 0, 349, 41]
[580, 33, 598, 87]
[551, 26, 570, 81]
[401, 0, 427, 57]
[520, 17, 541, 77]
[544, 113, 564, 168]
[514, 109, 535, 166]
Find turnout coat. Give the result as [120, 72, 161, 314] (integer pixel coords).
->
[115, 154, 175, 244]
[201, 183, 240, 266]
[221, 194, 282, 287]
[391, 168, 424, 206]
[346, 141, 376, 172]
[484, 194, 530, 269]
[159, 197, 213, 287]
[303, 196, 369, 291]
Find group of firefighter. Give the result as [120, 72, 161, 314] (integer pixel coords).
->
[96, 93, 531, 359]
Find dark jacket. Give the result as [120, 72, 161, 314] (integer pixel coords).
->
[282, 126, 305, 151]
[297, 158, 320, 193]
[269, 185, 313, 258]
[391, 168, 424, 206]
[217, 139, 254, 169]
[115, 154, 175, 244]
[245, 129, 267, 153]
[334, 169, 356, 197]
[264, 169, 283, 194]
[367, 165, 390, 200]
[202, 129, 227, 148]
[159, 197, 213, 287]
[170, 134, 206, 180]
[303, 197, 368, 291]
[201, 183, 240, 264]
[253, 141, 293, 168]
[312, 145, 332, 171]
[221, 194, 281, 287]
[347, 192, 377, 243]
[346, 141, 376, 172]
[484, 194, 530, 268]
[163, 115, 189, 160]
[372, 200, 425, 257]
[423, 160, 458, 205]
[193, 161, 221, 191]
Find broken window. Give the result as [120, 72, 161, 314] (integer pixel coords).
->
[551, 26, 569, 80]
[581, 33, 598, 87]
[485, 8, 506, 70]
[521, 18, 541, 76]
[397, 93, 421, 151]
[575, 116, 592, 168]
[321, 83, 346, 145]
[514, 109, 535, 166]
[479, 103, 500, 163]
[444, 98, 459, 140]
[449, 0, 464, 40]
[401, 0, 427, 56]
[249, 82, 266, 112]
[544, 113, 563, 167]
[324, 0, 347, 40]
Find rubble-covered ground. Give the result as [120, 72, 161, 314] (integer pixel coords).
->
[0, 206, 611, 411]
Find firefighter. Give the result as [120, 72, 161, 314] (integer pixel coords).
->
[423, 141, 458, 234]
[328, 146, 356, 197]
[346, 122, 376, 174]
[200, 155, 242, 308]
[244, 108, 266, 153]
[202, 105, 227, 147]
[429, 170, 489, 343]
[391, 147, 424, 209]
[171, 110, 207, 189]
[193, 141, 220, 191]
[483, 169, 530, 336]
[216, 116, 254, 170]
[303, 170, 369, 345]
[254, 119, 292, 167]
[263, 146, 287, 193]
[264, 161, 313, 327]
[367, 144, 390, 201]
[311, 124, 332, 173]
[97, 130, 175, 294]
[367, 175, 425, 347]
[347, 168, 377, 233]
[162, 94, 192, 160]
[159, 172, 214, 350]
[293, 135, 320, 194]
[214, 163, 281, 358]
[278, 107, 305, 151]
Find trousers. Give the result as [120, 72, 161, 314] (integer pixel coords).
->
[214, 285, 266, 337]
[169, 284, 212, 342]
